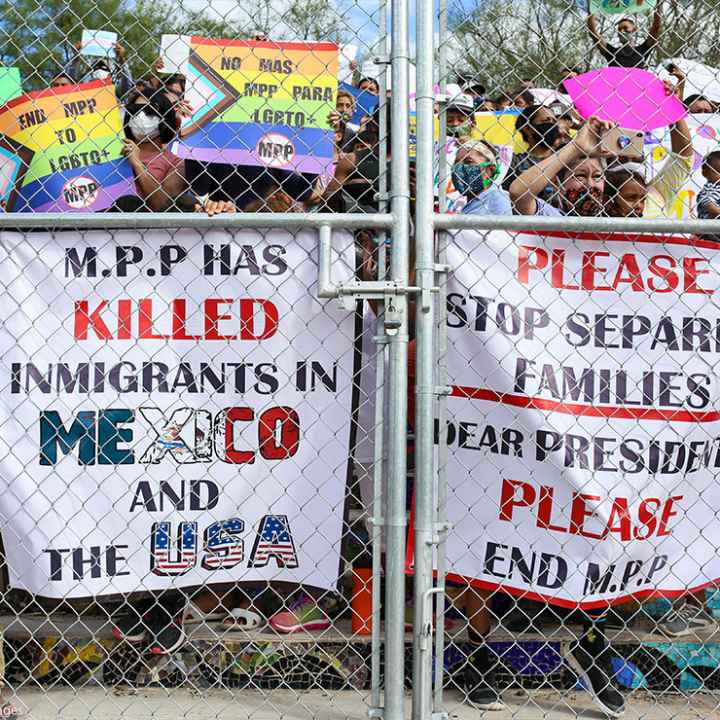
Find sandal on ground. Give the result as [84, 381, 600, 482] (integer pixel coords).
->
[221, 607, 265, 631]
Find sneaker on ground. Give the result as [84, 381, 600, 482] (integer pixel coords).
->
[566, 632, 625, 718]
[269, 593, 331, 634]
[658, 603, 716, 638]
[112, 604, 152, 643]
[462, 644, 505, 712]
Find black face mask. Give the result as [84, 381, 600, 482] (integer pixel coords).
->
[531, 122, 560, 149]
[352, 151, 380, 184]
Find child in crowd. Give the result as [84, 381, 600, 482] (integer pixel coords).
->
[697, 150, 720, 221]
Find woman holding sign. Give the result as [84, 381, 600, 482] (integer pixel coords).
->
[121, 89, 187, 211]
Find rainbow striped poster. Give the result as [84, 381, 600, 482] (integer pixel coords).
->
[175, 38, 338, 175]
[0, 80, 135, 212]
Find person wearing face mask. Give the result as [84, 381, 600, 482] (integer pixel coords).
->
[64, 40, 133, 98]
[452, 141, 511, 215]
[122, 90, 187, 211]
[502, 104, 565, 202]
[587, 5, 662, 68]
[510, 116, 613, 218]
[444, 93, 476, 140]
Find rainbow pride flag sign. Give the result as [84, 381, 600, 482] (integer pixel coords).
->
[175, 37, 338, 175]
[0, 80, 135, 212]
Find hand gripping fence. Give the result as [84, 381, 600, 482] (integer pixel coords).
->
[1, 0, 720, 719]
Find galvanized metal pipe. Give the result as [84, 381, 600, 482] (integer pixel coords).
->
[433, 214, 719, 234]
[384, 0, 411, 713]
[371, 0, 390, 706]
[0, 212, 394, 230]
[411, 0, 438, 714]
[433, 0, 450, 707]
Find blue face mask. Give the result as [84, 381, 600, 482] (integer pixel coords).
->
[452, 161, 497, 196]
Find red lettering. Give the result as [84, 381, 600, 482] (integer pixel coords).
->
[635, 497, 661, 540]
[657, 495, 683, 536]
[536, 486, 566, 532]
[498, 479, 536, 521]
[581, 251, 612, 291]
[223, 407, 255, 464]
[258, 406, 300, 459]
[517, 245, 548, 284]
[569, 493, 604, 539]
[171, 299, 202, 340]
[647, 255, 679, 293]
[117, 299, 132, 340]
[605, 497, 632, 541]
[683, 257, 713, 295]
[139, 298, 170, 340]
[240, 299, 279, 340]
[551, 249, 580, 290]
[74, 300, 111, 340]
[205, 298, 235, 340]
[613, 253, 645, 291]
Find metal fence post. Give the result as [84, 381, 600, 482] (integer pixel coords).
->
[384, 0, 411, 714]
[412, 0, 437, 716]
[370, 0, 389, 707]
[433, 0, 450, 710]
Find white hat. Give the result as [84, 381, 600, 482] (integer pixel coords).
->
[445, 93, 475, 112]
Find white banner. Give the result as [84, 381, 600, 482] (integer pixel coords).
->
[439, 229, 720, 609]
[0, 228, 356, 598]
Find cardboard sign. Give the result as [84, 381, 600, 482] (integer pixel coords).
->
[80, 29, 117, 58]
[338, 81, 379, 125]
[0, 67, 23, 106]
[565, 68, 687, 131]
[0, 80, 135, 212]
[174, 37, 338, 175]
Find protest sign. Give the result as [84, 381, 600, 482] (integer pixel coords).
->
[590, 0, 656, 14]
[175, 37, 338, 175]
[472, 111, 527, 154]
[339, 81, 378, 126]
[644, 114, 720, 219]
[0, 80, 135, 212]
[565, 68, 686, 131]
[0, 68, 22, 107]
[80, 29, 117, 58]
[160, 34, 191, 74]
[413, 229, 720, 607]
[338, 44, 359, 84]
[0, 228, 357, 598]
[655, 58, 720, 103]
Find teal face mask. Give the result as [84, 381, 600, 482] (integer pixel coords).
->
[451, 161, 499, 196]
[447, 121, 473, 138]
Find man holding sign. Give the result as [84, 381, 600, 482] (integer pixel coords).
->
[587, 2, 663, 68]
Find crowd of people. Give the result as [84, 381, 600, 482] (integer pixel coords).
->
[3, 1, 720, 718]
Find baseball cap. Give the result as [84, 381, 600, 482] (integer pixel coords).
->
[445, 93, 475, 113]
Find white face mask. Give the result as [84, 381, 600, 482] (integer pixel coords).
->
[129, 111, 161, 141]
[92, 69, 111, 81]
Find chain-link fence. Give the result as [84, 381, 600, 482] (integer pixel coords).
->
[1, 0, 720, 718]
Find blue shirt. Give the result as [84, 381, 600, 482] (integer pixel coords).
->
[461, 185, 512, 215]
